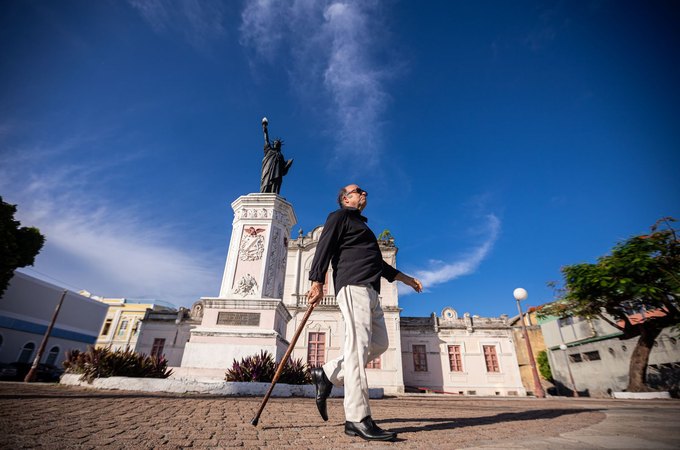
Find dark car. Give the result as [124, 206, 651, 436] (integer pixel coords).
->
[0, 363, 19, 380]
[0, 362, 64, 382]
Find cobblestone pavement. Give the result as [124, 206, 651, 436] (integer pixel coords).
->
[1, 382, 679, 449]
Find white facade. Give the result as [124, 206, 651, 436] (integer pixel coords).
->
[278, 227, 522, 396]
[400, 311, 526, 396]
[0, 272, 108, 367]
[136, 307, 198, 367]
[540, 315, 680, 396]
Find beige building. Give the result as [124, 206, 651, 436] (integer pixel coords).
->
[509, 309, 548, 396]
[82, 295, 175, 352]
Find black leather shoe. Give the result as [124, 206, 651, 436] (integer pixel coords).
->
[311, 367, 333, 421]
[345, 416, 397, 441]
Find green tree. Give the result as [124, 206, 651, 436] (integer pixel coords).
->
[540, 217, 679, 392]
[377, 229, 392, 241]
[0, 196, 45, 298]
[536, 350, 553, 382]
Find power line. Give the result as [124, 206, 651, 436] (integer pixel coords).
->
[17, 268, 86, 293]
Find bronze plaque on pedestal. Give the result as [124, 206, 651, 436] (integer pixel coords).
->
[217, 312, 261, 326]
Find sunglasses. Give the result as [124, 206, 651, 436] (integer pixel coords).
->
[346, 188, 367, 197]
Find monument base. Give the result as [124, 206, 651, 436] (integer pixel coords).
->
[180, 332, 289, 370]
[179, 192, 297, 373]
[180, 296, 292, 370]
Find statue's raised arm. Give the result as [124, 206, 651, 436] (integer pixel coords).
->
[259, 117, 293, 195]
[262, 117, 271, 150]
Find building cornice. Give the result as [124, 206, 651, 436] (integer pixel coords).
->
[201, 297, 292, 322]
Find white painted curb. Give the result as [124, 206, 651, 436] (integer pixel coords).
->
[612, 391, 671, 399]
[59, 374, 383, 398]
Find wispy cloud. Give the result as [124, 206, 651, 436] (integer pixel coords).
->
[1, 127, 220, 306]
[522, 5, 567, 52]
[239, 0, 394, 165]
[400, 214, 501, 295]
[28, 205, 218, 303]
[128, 0, 227, 52]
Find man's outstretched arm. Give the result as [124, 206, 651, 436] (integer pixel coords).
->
[395, 272, 423, 293]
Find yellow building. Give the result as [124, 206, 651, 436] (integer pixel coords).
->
[79, 293, 175, 352]
[510, 308, 549, 396]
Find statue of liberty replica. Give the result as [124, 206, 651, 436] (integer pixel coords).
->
[260, 117, 293, 195]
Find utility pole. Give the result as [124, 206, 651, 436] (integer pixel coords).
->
[25, 290, 68, 382]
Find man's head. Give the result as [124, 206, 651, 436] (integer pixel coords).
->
[337, 184, 368, 211]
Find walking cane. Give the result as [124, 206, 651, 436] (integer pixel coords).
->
[251, 302, 317, 426]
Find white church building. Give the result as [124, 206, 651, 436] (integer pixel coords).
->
[148, 193, 525, 396]
[275, 225, 525, 396]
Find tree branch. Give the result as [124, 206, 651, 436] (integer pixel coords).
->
[659, 293, 680, 317]
[620, 313, 635, 330]
[596, 312, 625, 332]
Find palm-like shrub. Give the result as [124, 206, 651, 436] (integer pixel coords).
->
[62, 349, 87, 374]
[225, 351, 311, 385]
[63, 346, 173, 383]
[279, 357, 311, 385]
[225, 350, 276, 382]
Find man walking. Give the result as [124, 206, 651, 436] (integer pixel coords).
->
[307, 184, 423, 442]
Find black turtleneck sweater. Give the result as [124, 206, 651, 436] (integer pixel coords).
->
[309, 207, 399, 295]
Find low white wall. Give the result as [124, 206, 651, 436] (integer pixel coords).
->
[612, 391, 671, 399]
[60, 374, 383, 398]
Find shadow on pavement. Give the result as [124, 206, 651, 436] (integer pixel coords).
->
[383, 408, 601, 433]
[0, 389, 264, 401]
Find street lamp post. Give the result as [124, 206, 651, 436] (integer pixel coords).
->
[513, 288, 545, 398]
[559, 343, 579, 397]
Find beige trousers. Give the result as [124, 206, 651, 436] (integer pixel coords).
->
[322, 285, 389, 422]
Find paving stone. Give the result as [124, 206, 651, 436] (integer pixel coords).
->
[1, 382, 679, 449]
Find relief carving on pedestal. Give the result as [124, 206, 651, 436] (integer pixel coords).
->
[272, 209, 291, 228]
[238, 208, 271, 219]
[233, 273, 258, 297]
[239, 226, 266, 261]
[278, 251, 287, 297]
[264, 228, 282, 297]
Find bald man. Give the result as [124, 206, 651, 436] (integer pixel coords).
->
[307, 183, 422, 442]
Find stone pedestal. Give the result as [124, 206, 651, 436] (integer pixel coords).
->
[180, 194, 296, 375]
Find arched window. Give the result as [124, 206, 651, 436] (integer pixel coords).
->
[45, 346, 60, 366]
[18, 342, 36, 363]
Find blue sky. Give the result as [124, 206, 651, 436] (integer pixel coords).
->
[1, 0, 678, 319]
